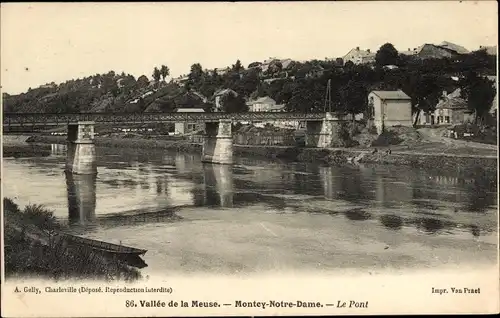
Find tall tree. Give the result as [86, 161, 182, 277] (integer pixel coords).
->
[152, 67, 161, 84]
[220, 93, 248, 113]
[459, 72, 496, 125]
[188, 63, 204, 90]
[232, 60, 244, 73]
[160, 65, 170, 82]
[339, 80, 368, 119]
[404, 74, 443, 126]
[375, 43, 399, 67]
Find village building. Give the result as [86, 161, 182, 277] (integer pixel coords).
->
[246, 96, 285, 112]
[213, 88, 238, 111]
[342, 47, 375, 65]
[174, 108, 205, 135]
[367, 90, 413, 134]
[415, 89, 474, 126]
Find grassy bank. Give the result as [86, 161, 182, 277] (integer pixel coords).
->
[22, 134, 497, 175]
[3, 198, 142, 282]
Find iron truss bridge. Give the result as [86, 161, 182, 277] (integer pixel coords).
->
[2, 112, 333, 128]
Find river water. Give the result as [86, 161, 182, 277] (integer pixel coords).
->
[2, 144, 498, 277]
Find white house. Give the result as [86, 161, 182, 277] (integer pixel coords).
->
[368, 90, 412, 134]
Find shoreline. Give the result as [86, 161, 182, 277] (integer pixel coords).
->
[6, 134, 498, 176]
[3, 198, 143, 282]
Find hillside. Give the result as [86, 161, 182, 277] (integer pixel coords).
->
[2, 45, 496, 118]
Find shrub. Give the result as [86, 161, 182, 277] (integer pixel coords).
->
[22, 204, 60, 230]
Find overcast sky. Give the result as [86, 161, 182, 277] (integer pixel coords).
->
[1, 1, 497, 94]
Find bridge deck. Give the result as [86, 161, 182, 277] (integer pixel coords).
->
[2, 112, 340, 127]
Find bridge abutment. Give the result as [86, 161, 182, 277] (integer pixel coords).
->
[65, 121, 97, 175]
[202, 119, 233, 165]
[305, 113, 341, 148]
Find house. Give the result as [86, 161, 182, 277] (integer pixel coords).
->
[246, 96, 285, 112]
[342, 47, 376, 65]
[412, 41, 469, 59]
[432, 89, 474, 125]
[213, 88, 238, 111]
[172, 74, 189, 86]
[416, 89, 474, 126]
[367, 90, 412, 134]
[174, 108, 205, 135]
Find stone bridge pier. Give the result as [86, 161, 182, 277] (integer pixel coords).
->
[202, 119, 233, 165]
[305, 112, 344, 148]
[66, 121, 97, 175]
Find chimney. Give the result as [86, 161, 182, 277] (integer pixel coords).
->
[356, 47, 360, 51]
[442, 90, 448, 97]
[367, 49, 370, 53]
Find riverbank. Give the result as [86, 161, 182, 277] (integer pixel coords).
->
[3, 198, 142, 281]
[16, 134, 499, 175]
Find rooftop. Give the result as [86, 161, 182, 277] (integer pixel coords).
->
[247, 96, 276, 105]
[436, 89, 467, 110]
[175, 108, 205, 112]
[438, 41, 469, 54]
[370, 90, 411, 100]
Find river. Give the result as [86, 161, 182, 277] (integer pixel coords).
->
[2, 143, 498, 277]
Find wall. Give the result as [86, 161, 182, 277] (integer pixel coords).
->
[385, 100, 412, 126]
[370, 93, 412, 133]
[174, 122, 185, 135]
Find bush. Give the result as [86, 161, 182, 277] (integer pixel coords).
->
[22, 204, 60, 230]
[371, 130, 404, 147]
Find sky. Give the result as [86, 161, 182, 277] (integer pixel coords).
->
[1, 1, 498, 95]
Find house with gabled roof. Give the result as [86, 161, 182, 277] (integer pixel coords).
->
[368, 90, 412, 133]
[343, 47, 376, 65]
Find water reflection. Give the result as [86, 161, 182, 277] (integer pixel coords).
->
[203, 164, 234, 208]
[66, 172, 97, 226]
[51, 144, 66, 156]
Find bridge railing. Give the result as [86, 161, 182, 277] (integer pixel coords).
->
[3, 112, 329, 126]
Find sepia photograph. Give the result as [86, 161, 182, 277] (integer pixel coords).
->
[1, 1, 499, 316]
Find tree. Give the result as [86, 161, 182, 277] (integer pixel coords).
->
[339, 80, 368, 119]
[232, 60, 244, 73]
[188, 63, 204, 90]
[152, 67, 161, 83]
[404, 74, 443, 126]
[459, 72, 496, 125]
[136, 75, 150, 89]
[160, 65, 170, 82]
[220, 93, 248, 113]
[375, 43, 399, 67]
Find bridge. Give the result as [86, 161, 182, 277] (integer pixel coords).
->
[2, 111, 326, 128]
[3, 111, 351, 174]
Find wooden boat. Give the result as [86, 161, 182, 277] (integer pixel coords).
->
[60, 233, 147, 257]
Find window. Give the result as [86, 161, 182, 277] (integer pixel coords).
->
[445, 116, 450, 124]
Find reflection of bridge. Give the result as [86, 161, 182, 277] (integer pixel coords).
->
[6, 112, 350, 173]
[65, 163, 234, 226]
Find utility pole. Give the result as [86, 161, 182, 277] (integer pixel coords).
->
[324, 79, 332, 113]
